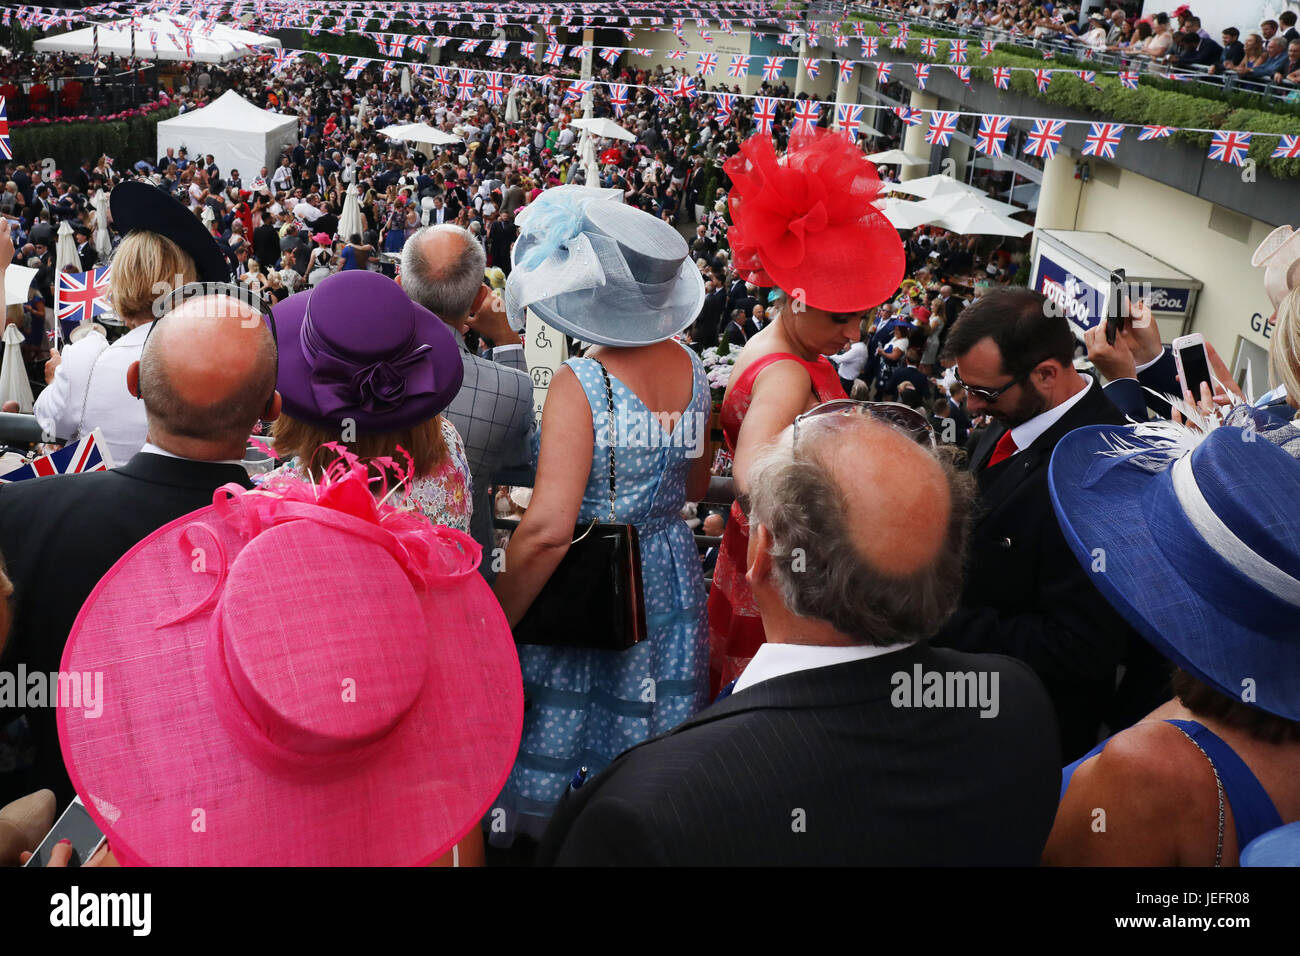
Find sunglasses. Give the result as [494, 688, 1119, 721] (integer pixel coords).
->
[952, 365, 1030, 404]
[793, 400, 937, 450]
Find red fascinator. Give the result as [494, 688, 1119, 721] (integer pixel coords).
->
[724, 131, 905, 312]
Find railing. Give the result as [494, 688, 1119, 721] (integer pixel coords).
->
[2, 66, 158, 122]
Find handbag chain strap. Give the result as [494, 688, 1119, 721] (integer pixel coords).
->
[595, 359, 617, 523]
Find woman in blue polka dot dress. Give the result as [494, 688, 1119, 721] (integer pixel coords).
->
[490, 188, 713, 845]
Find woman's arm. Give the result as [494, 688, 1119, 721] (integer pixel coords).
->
[491, 365, 593, 627]
[730, 361, 814, 497]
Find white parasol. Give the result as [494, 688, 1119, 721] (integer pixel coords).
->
[338, 183, 364, 240]
[570, 116, 636, 142]
[865, 149, 928, 167]
[886, 174, 985, 200]
[0, 324, 34, 413]
[54, 219, 80, 278]
[92, 189, 113, 259]
[378, 123, 464, 146]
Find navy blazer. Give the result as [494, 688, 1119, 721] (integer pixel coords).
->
[1101, 347, 1180, 421]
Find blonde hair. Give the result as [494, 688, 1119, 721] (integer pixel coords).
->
[1271, 287, 1300, 409]
[271, 413, 450, 483]
[109, 231, 198, 324]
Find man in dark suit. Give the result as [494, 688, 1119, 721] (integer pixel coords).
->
[0, 291, 280, 809]
[538, 411, 1062, 865]
[73, 225, 97, 272]
[932, 287, 1152, 761]
[253, 219, 280, 272]
[692, 280, 726, 351]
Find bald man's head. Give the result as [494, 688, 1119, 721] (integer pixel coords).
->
[748, 414, 973, 646]
[138, 293, 277, 450]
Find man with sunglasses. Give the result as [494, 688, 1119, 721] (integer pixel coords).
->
[932, 287, 1147, 763]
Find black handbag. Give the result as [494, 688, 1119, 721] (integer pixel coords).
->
[513, 360, 648, 650]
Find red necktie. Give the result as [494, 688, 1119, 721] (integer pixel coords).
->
[985, 430, 1018, 469]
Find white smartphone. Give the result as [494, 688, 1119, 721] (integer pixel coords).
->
[1172, 333, 1213, 399]
[22, 796, 105, 867]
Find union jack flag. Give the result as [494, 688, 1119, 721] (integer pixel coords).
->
[861, 36, 878, 58]
[729, 55, 751, 77]
[271, 49, 299, 71]
[456, 70, 475, 101]
[925, 111, 959, 146]
[914, 63, 930, 89]
[458, 39, 482, 54]
[407, 35, 429, 54]
[890, 34, 909, 50]
[1118, 71, 1140, 90]
[57, 267, 112, 325]
[633, 48, 653, 56]
[920, 37, 938, 56]
[805, 59, 820, 80]
[666, 49, 687, 61]
[697, 52, 717, 75]
[483, 73, 506, 106]
[1208, 131, 1252, 166]
[1138, 125, 1174, 141]
[1042, 50, 1055, 60]
[762, 56, 785, 81]
[486, 40, 508, 58]
[948, 40, 967, 64]
[792, 99, 821, 135]
[835, 103, 865, 142]
[543, 45, 565, 65]
[432, 37, 451, 49]
[346, 58, 372, 80]
[753, 96, 778, 134]
[991, 66, 1012, 89]
[599, 48, 620, 65]
[519, 42, 536, 59]
[981, 39, 996, 58]
[1033, 69, 1052, 93]
[975, 115, 1010, 156]
[1272, 135, 1300, 158]
[1082, 122, 1124, 159]
[714, 93, 737, 126]
[1023, 119, 1066, 159]
[609, 84, 630, 116]
[651, 87, 674, 109]
[0, 97, 9, 161]
[952, 65, 971, 85]
[432, 66, 451, 94]
[1077, 70, 1097, 86]
[0, 431, 111, 482]
[839, 60, 855, 83]
[672, 75, 697, 99]
[564, 80, 593, 104]
[380, 62, 396, 82]
[373, 35, 405, 57]
[894, 106, 923, 127]
[877, 62, 893, 83]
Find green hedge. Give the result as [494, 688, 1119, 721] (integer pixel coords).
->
[11, 107, 179, 173]
[852, 17, 1300, 178]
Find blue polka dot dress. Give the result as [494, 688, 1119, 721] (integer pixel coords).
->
[490, 346, 711, 845]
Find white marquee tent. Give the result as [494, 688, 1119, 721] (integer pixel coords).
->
[156, 91, 299, 181]
[34, 15, 278, 64]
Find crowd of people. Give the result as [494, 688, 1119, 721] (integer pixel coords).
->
[0, 17, 1298, 868]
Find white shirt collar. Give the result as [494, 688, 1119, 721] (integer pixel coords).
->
[140, 442, 246, 467]
[1008, 373, 1094, 454]
[733, 640, 913, 696]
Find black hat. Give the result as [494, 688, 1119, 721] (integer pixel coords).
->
[109, 180, 231, 283]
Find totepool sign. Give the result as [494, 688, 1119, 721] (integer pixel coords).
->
[1035, 252, 1193, 336]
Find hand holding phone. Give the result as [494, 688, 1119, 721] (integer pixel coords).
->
[1172, 333, 1213, 399]
[1106, 269, 1128, 346]
[22, 796, 105, 868]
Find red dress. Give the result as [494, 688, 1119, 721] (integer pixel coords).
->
[707, 352, 846, 696]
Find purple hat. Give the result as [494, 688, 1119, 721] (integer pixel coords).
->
[271, 271, 464, 433]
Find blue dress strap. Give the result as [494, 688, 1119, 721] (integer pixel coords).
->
[1059, 738, 1109, 800]
[1165, 719, 1284, 849]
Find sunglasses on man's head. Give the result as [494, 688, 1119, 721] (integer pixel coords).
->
[793, 400, 937, 450]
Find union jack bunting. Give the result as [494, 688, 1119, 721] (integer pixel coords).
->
[484, 73, 506, 106]
[981, 39, 996, 57]
[372, 34, 404, 57]
[651, 87, 674, 108]
[835, 103, 865, 142]
[728, 54, 751, 77]
[948, 40, 967, 64]
[1082, 122, 1124, 159]
[346, 58, 372, 80]
[0, 431, 111, 483]
[666, 49, 687, 60]
[271, 49, 299, 70]
[609, 84, 630, 116]
[805, 59, 820, 79]
[951, 65, 971, 86]
[839, 60, 855, 83]
[519, 42, 536, 59]
[877, 62, 893, 83]
[890, 34, 909, 50]
[380, 62, 396, 82]
[1208, 131, 1252, 166]
[762, 56, 785, 81]
[920, 37, 938, 56]
[1042, 50, 1055, 60]
[456, 70, 475, 100]
[991, 66, 1012, 89]
[914, 63, 930, 89]
[432, 36, 451, 49]
[792, 99, 821, 135]
[1272, 135, 1300, 158]
[713, 92, 737, 125]
[1118, 71, 1140, 90]
[458, 39, 481, 54]
[432, 66, 451, 94]
[1023, 119, 1066, 159]
[1077, 70, 1097, 86]
[697, 52, 718, 75]
[925, 111, 960, 146]
[1033, 69, 1052, 92]
[753, 96, 778, 134]
[56, 267, 112, 324]
[634, 48, 653, 56]
[975, 115, 1010, 157]
[543, 45, 565, 65]
[407, 35, 429, 54]
[486, 40, 508, 58]
[861, 36, 878, 58]
[671, 74, 697, 99]
[894, 106, 923, 127]
[1138, 125, 1174, 141]
[599, 48, 620, 65]
[564, 80, 593, 104]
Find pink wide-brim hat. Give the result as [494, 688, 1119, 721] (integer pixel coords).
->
[58, 472, 523, 866]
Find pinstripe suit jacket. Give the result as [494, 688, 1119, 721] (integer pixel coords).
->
[536, 642, 1062, 866]
[440, 335, 535, 578]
